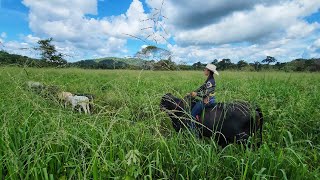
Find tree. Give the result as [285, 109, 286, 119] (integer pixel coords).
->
[217, 59, 233, 70]
[36, 38, 67, 65]
[153, 57, 177, 70]
[96, 59, 128, 69]
[192, 61, 206, 70]
[0, 50, 39, 66]
[237, 60, 248, 70]
[212, 59, 218, 65]
[274, 62, 286, 70]
[142, 60, 155, 70]
[262, 56, 277, 65]
[135, 45, 171, 61]
[252, 61, 262, 71]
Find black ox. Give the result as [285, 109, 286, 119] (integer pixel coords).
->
[160, 93, 264, 147]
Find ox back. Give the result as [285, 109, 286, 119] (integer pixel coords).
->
[197, 102, 263, 147]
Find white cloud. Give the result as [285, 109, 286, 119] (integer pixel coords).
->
[168, 36, 318, 64]
[100, 0, 151, 38]
[24, 34, 40, 44]
[1, 32, 7, 38]
[22, 0, 98, 41]
[95, 37, 127, 55]
[5, 0, 319, 63]
[147, 0, 281, 30]
[22, 0, 153, 41]
[307, 38, 320, 57]
[286, 21, 320, 39]
[314, 39, 320, 48]
[2, 40, 36, 57]
[1, 34, 128, 61]
[140, 45, 148, 50]
[20, 0, 157, 61]
[23, 0, 97, 18]
[172, 1, 320, 45]
[146, 0, 320, 63]
[0, 39, 4, 47]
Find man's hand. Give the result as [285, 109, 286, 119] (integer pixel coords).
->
[191, 92, 197, 97]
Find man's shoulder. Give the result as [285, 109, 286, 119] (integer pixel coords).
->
[208, 78, 215, 83]
[206, 79, 215, 88]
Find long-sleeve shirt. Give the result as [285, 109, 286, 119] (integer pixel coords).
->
[195, 78, 216, 103]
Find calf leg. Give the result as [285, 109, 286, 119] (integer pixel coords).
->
[72, 103, 76, 111]
[81, 103, 87, 114]
[89, 99, 94, 112]
[86, 104, 90, 114]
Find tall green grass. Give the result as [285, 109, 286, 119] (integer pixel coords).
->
[0, 67, 319, 179]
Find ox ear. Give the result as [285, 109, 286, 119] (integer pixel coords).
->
[161, 93, 175, 110]
[162, 93, 173, 100]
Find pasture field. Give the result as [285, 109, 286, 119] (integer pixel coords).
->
[0, 67, 320, 179]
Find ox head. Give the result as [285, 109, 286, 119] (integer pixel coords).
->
[160, 93, 188, 132]
[160, 93, 180, 111]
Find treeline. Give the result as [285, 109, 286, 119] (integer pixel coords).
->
[0, 51, 67, 67]
[72, 59, 129, 69]
[1, 50, 320, 72]
[71, 56, 320, 72]
[184, 57, 320, 72]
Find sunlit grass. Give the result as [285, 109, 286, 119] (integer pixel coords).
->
[0, 67, 319, 179]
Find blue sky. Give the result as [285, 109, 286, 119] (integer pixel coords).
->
[0, 0, 29, 40]
[0, 0, 320, 63]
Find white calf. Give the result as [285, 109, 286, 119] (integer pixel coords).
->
[58, 91, 73, 107]
[67, 95, 90, 114]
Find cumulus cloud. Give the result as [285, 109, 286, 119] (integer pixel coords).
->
[23, 34, 40, 44]
[170, 1, 320, 45]
[1, 32, 7, 38]
[314, 39, 320, 48]
[286, 21, 320, 39]
[168, 36, 318, 64]
[2, 34, 128, 61]
[6, 0, 320, 63]
[147, 0, 281, 30]
[22, 0, 155, 41]
[21, 0, 156, 61]
[100, 0, 151, 38]
[0, 39, 4, 48]
[308, 38, 320, 55]
[0, 32, 5, 48]
[2, 40, 36, 57]
[146, 0, 320, 62]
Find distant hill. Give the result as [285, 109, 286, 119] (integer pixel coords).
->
[88, 57, 146, 67]
[0, 50, 40, 66]
[71, 57, 146, 69]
